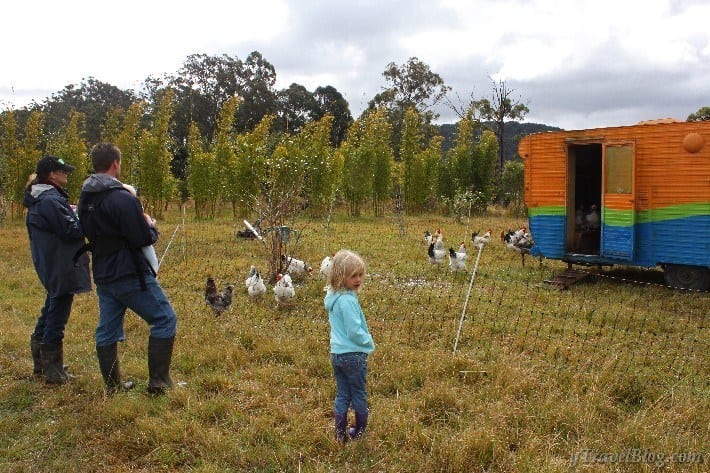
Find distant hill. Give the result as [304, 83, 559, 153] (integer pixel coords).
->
[438, 121, 562, 162]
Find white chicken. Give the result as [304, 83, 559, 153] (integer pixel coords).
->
[448, 242, 467, 272]
[273, 273, 295, 306]
[472, 229, 493, 250]
[428, 242, 446, 264]
[245, 265, 266, 298]
[319, 255, 333, 280]
[584, 204, 600, 231]
[281, 255, 312, 278]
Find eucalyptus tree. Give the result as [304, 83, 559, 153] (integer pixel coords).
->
[40, 77, 136, 145]
[313, 85, 353, 147]
[367, 57, 450, 155]
[276, 83, 319, 134]
[473, 78, 528, 177]
[687, 106, 710, 121]
[234, 51, 279, 132]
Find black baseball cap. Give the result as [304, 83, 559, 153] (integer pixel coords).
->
[36, 155, 75, 174]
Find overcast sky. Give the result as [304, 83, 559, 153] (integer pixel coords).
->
[2, 0, 709, 130]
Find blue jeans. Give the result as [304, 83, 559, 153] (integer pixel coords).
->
[95, 274, 177, 347]
[331, 352, 368, 415]
[33, 293, 73, 344]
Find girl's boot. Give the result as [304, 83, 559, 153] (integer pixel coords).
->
[350, 411, 368, 439]
[334, 412, 348, 443]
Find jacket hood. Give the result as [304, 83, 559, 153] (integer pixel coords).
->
[81, 173, 124, 194]
[324, 289, 355, 311]
[23, 184, 61, 208]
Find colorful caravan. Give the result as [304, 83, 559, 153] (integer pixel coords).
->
[518, 119, 710, 290]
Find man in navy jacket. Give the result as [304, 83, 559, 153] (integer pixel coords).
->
[79, 143, 178, 395]
[24, 155, 91, 384]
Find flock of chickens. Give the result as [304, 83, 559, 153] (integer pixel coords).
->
[206, 225, 538, 316]
[425, 225, 538, 272]
[205, 255, 323, 316]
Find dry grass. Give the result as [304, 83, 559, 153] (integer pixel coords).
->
[0, 208, 707, 472]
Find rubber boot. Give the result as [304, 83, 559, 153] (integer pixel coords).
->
[350, 411, 369, 439]
[40, 342, 67, 385]
[334, 412, 348, 444]
[147, 336, 175, 394]
[31, 335, 43, 376]
[56, 342, 77, 381]
[97, 343, 135, 394]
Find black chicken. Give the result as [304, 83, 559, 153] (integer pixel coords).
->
[205, 277, 234, 316]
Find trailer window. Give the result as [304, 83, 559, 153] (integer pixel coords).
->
[605, 145, 633, 194]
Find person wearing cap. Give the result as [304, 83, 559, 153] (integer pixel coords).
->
[78, 143, 177, 395]
[23, 155, 92, 385]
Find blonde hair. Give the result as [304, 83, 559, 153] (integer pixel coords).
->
[327, 249, 365, 291]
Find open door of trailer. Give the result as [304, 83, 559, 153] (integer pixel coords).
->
[601, 142, 635, 260]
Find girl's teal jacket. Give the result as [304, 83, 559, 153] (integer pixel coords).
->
[324, 290, 375, 354]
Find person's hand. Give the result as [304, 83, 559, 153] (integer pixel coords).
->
[144, 213, 156, 228]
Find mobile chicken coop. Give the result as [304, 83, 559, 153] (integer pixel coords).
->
[518, 119, 710, 290]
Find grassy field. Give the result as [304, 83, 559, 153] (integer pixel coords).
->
[0, 207, 707, 472]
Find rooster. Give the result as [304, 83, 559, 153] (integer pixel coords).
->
[319, 255, 334, 280]
[245, 265, 266, 298]
[428, 242, 446, 264]
[501, 227, 537, 266]
[205, 277, 233, 316]
[273, 273, 295, 306]
[472, 229, 492, 250]
[448, 242, 467, 272]
[281, 255, 312, 278]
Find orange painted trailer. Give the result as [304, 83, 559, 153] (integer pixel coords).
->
[518, 120, 710, 290]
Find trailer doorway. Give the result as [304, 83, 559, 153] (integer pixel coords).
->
[567, 143, 602, 254]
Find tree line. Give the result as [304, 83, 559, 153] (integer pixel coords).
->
[6, 52, 703, 223]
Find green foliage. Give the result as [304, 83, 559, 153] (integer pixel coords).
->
[295, 114, 339, 215]
[440, 116, 498, 214]
[46, 111, 88, 202]
[186, 122, 218, 219]
[0, 111, 21, 210]
[687, 106, 710, 121]
[110, 101, 145, 187]
[211, 96, 241, 214]
[139, 89, 175, 218]
[501, 160, 525, 216]
[233, 115, 273, 216]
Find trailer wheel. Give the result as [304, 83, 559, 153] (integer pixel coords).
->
[663, 264, 710, 291]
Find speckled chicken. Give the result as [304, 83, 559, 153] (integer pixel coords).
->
[205, 277, 233, 316]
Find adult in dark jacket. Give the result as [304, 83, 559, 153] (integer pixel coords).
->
[24, 155, 91, 384]
[78, 143, 177, 395]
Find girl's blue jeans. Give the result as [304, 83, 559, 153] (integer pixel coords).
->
[95, 273, 177, 347]
[331, 352, 368, 414]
